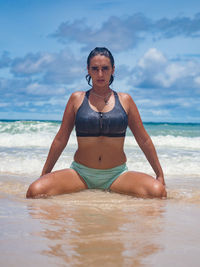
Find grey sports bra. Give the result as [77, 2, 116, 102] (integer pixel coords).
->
[75, 90, 128, 137]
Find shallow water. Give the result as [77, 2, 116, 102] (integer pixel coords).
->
[1, 175, 200, 267]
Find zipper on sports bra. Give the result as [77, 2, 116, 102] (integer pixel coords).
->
[99, 112, 103, 129]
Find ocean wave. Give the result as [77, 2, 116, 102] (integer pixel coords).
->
[125, 135, 200, 150]
[1, 120, 200, 136]
[0, 132, 79, 148]
[0, 131, 200, 150]
[0, 120, 199, 177]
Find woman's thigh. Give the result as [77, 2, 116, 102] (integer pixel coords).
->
[110, 171, 167, 198]
[26, 168, 88, 198]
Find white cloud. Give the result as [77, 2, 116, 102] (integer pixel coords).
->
[52, 13, 200, 52]
[150, 109, 170, 116]
[12, 52, 54, 75]
[10, 49, 85, 85]
[194, 76, 200, 86]
[136, 97, 196, 109]
[131, 48, 200, 91]
[52, 15, 149, 52]
[138, 48, 167, 69]
[26, 83, 66, 96]
[157, 63, 185, 87]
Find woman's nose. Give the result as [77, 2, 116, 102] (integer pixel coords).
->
[98, 69, 103, 76]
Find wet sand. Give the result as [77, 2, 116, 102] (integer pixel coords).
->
[1, 175, 200, 267]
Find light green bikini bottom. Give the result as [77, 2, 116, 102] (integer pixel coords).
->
[70, 161, 128, 190]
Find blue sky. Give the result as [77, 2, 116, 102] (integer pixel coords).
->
[0, 0, 200, 122]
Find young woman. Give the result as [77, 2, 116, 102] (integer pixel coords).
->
[26, 47, 166, 199]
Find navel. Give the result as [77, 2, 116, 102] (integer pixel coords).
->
[98, 155, 102, 162]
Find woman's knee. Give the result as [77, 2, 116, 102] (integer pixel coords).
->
[26, 180, 46, 198]
[151, 180, 167, 198]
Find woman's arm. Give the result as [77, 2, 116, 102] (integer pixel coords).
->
[126, 94, 165, 185]
[41, 93, 76, 176]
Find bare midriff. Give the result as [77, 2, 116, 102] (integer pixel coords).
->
[74, 136, 127, 169]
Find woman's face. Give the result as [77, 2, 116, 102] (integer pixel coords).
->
[87, 55, 115, 88]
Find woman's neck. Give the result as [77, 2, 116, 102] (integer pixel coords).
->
[91, 86, 111, 96]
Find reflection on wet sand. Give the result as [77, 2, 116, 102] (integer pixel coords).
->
[27, 191, 166, 266]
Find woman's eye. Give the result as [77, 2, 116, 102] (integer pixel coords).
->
[91, 67, 98, 71]
[91, 66, 109, 72]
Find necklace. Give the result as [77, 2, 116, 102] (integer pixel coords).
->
[90, 90, 112, 105]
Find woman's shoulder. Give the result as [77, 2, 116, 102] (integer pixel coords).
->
[117, 91, 137, 114]
[68, 90, 87, 111]
[70, 90, 86, 99]
[117, 91, 135, 105]
[68, 90, 86, 103]
[117, 91, 132, 99]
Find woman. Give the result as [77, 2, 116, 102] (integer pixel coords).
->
[26, 47, 166, 199]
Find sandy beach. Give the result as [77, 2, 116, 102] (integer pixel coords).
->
[1, 174, 200, 267]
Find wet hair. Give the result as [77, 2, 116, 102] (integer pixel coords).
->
[86, 47, 115, 86]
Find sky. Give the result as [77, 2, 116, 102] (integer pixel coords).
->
[0, 0, 200, 122]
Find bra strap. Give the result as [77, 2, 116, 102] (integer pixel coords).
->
[85, 89, 91, 99]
